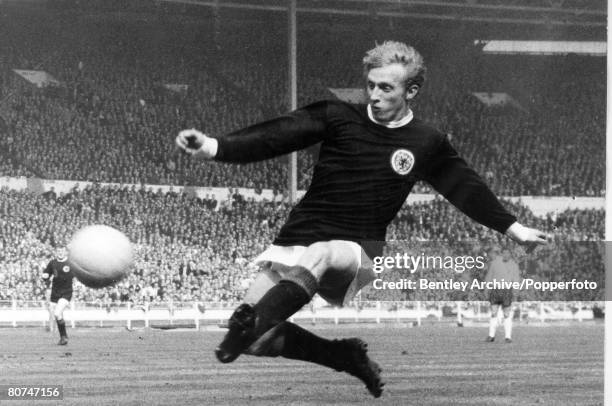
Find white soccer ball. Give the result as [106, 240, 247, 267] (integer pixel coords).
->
[68, 225, 134, 288]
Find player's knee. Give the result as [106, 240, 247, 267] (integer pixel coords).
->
[307, 241, 335, 266]
[307, 241, 357, 271]
[54, 308, 65, 320]
[244, 268, 281, 304]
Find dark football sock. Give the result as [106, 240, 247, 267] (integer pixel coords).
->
[253, 266, 318, 336]
[56, 319, 67, 338]
[276, 322, 347, 371]
[216, 266, 318, 363]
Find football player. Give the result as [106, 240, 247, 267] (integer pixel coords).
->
[177, 41, 547, 397]
[42, 247, 75, 345]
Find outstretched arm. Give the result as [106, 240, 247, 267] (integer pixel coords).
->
[176, 101, 330, 163]
[424, 135, 548, 249]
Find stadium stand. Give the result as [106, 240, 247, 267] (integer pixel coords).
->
[0, 185, 604, 304]
[0, 5, 605, 306]
[0, 6, 604, 195]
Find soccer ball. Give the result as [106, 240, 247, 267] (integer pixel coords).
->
[68, 225, 134, 288]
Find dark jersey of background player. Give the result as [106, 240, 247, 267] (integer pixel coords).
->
[215, 100, 516, 256]
[43, 257, 75, 301]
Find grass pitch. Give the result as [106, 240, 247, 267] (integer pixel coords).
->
[0, 322, 603, 405]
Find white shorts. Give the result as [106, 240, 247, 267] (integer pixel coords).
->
[252, 242, 375, 307]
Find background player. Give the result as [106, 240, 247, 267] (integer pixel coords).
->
[485, 247, 521, 343]
[42, 246, 74, 345]
[176, 40, 548, 397]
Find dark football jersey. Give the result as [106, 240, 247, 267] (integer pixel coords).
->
[43, 259, 74, 295]
[215, 100, 516, 256]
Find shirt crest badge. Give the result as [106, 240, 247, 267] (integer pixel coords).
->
[390, 149, 415, 175]
[63, 266, 70, 273]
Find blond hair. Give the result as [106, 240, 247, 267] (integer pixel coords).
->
[363, 41, 426, 88]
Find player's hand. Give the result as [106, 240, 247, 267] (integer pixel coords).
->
[175, 129, 218, 159]
[505, 222, 549, 253]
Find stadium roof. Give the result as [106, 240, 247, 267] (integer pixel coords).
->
[160, 0, 606, 27]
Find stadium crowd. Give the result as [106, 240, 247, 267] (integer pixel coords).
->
[0, 6, 605, 308]
[0, 185, 604, 305]
[0, 6, 605, 196]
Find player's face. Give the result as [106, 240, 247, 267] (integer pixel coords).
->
[367, 63, 418, 123]
[55, 247, 68, 260]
